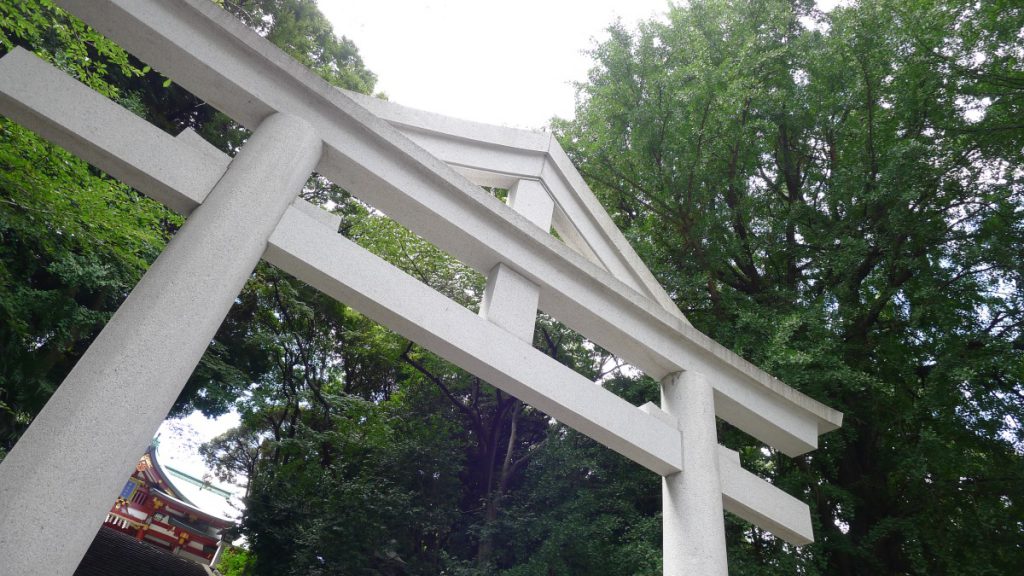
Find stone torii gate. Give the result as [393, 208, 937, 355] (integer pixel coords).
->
[0, 1, 842, 574]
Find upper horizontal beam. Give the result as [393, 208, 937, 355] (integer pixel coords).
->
[49, 1, 842, 454]
[0, 47, 681, 476]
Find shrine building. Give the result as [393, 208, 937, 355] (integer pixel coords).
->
[75, 443, 235, 573]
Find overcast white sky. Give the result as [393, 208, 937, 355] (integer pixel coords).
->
[319, 0, 674, 129]
[318, 1, 844, 128]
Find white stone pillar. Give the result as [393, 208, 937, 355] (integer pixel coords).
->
[662, 371, 728, 576]
[478, 179, 553, 342]
[0, 113, 320, 576]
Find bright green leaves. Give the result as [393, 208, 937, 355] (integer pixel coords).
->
[0, 0, 144, 98]
[347, 209, 485, 309]
[224, 0, 376, 94]
[0, 117, 175, 449]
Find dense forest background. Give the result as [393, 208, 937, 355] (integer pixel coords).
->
[1, 0, 1022, 574]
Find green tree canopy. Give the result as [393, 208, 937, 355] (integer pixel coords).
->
[554, 0, 1023, 573]
[3, 1, 1022, 575]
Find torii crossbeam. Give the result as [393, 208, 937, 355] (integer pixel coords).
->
[0, 1, 842, 574]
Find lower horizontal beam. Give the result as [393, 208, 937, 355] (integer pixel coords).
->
[718, 446, 814, 546]
[264, 206, 683, 476]
[640, 403, 812, 545]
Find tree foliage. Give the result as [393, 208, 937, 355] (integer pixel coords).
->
[2, 1, 1022, 575]
[554, 1, 1024, 573]
[0, 0, 174, 454]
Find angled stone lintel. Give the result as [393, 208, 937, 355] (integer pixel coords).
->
[17, 4, 844, 456]
[345, 90, 689, 321]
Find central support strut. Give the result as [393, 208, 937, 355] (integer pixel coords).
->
[662, 371, 729, 576]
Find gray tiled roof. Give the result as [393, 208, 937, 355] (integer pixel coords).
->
[73, 526, 210, 576]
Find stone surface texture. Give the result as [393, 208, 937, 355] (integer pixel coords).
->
[662, 371, 729, 576]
